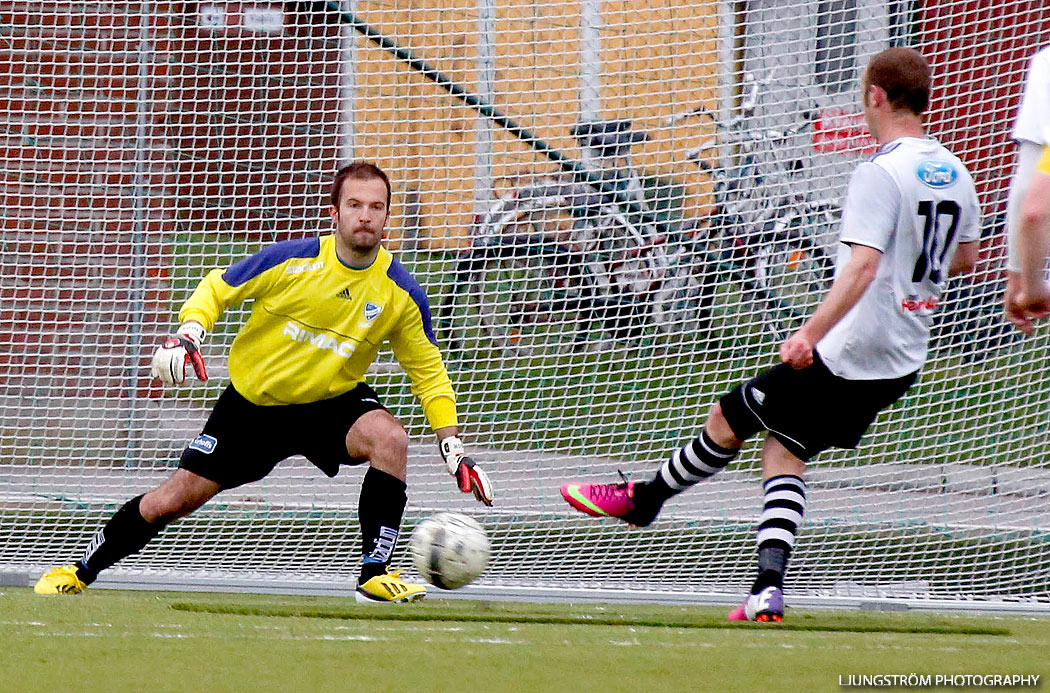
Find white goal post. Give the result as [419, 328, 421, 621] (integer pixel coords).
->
[2, 0, 1050, 610]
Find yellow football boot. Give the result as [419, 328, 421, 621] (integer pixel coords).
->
[354, 570, 426, 603]
[34, 565, 88, 595]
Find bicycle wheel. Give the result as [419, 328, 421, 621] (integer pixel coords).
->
[483, 179, 658, 342]
[751, 207, 835, 337]
[645, 240, 717, 337]
[473, 178, 586, 248]
[440, 242, 596, 358]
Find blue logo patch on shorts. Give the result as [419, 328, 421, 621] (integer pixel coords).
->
[188, 434, 218, 454]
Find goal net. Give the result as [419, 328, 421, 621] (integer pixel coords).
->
[3, 0, 1049, 609]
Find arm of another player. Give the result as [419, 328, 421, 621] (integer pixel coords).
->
[1004, 143, 1050, 333]
[1004, 50, 1050, 332]
[780, 243, 882, 369]
[948, 240, 978, 277]
[1013, 148, 1050, 331]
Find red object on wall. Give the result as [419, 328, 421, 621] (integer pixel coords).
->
[812, 106, 879, 156]
[920, 1, 1050, 209]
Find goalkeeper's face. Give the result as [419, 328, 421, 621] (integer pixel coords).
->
[330, 176, 391, 257]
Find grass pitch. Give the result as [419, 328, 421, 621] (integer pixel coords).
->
[2, 588, 1047, 693]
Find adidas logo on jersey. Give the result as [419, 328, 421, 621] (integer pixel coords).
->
[336, 287, 352, 300]
[750, 387, 766, 405]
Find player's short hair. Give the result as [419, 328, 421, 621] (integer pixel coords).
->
[331, 161, 391, 210]
[866, 47, 931, 115]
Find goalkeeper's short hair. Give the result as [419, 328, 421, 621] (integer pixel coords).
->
[331, 161, 391, 210]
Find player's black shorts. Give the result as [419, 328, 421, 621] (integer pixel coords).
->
[179, 383, 387, 489]
[719, 351, 917, 462]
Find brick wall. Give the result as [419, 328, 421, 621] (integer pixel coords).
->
[0, 2, 342, 401]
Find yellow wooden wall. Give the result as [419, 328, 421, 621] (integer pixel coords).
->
[350, 0, 722, 248]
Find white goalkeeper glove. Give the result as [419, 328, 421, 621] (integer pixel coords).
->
[150, 322, 208, 386]
[439, 436, 493, 506]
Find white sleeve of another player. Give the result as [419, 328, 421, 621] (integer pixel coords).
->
[1011, 48, 1050, 145]
[838, 162, 899, 252]
[957, 170, 982, 245]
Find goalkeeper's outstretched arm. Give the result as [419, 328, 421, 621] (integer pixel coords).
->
[151, 259, 278, 387]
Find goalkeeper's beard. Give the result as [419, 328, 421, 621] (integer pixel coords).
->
[347, 226, 383, 255]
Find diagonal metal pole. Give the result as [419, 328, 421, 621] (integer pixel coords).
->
[323, 1, 672, 233]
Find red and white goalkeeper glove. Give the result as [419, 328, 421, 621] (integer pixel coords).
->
[439, 436, 493, 506]
[150, 322, 208, 386]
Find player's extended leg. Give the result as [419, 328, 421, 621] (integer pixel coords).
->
[34, 469, 220, 595]
[728, 435, 807, 623]
[560, 402, 746, 527]
[345, 409, 425, 603]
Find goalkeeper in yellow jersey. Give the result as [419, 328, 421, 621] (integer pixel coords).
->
[35, 162, 492, 602]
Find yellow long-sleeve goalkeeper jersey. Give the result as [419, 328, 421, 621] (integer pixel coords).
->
[178, 234, 456, 430]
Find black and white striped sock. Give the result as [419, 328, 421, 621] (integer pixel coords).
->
[752, 474, 807, 593]
[643, 431, 739, 504]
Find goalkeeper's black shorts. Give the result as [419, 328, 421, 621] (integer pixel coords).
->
[179, 382, 387, 489]
[719, 351, 917, 462]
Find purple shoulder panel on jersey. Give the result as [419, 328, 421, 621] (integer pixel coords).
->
[222, 237, 321, 287]
[386, 258, 438, 346]
[866, 140, 901, 163]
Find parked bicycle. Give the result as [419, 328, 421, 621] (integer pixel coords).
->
[438, 121, 713, 356]
[672, 71, 838, 340]
[438, 71, 838, 357]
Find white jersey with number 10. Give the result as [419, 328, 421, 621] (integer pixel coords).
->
[817, 137, 981, 381]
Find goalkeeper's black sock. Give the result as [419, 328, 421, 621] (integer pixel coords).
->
[749, 475, 806, 595]
[357, 466, 407, 584]
[642, 430, 739, 504]
[76, 494, 162, 584]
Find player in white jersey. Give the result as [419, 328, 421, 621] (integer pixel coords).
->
[1004, 45, 1050, 332]
[817, 136, 980, 379]
[561, 47, 980, 622]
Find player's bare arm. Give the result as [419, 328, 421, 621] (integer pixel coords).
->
[780, 243, 882, 370]
[1004, 45, 1050, 334]
[1014, 159, 1050, 323]
[948, 240, 978, 277]
[1004, 146, 1050, 333]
